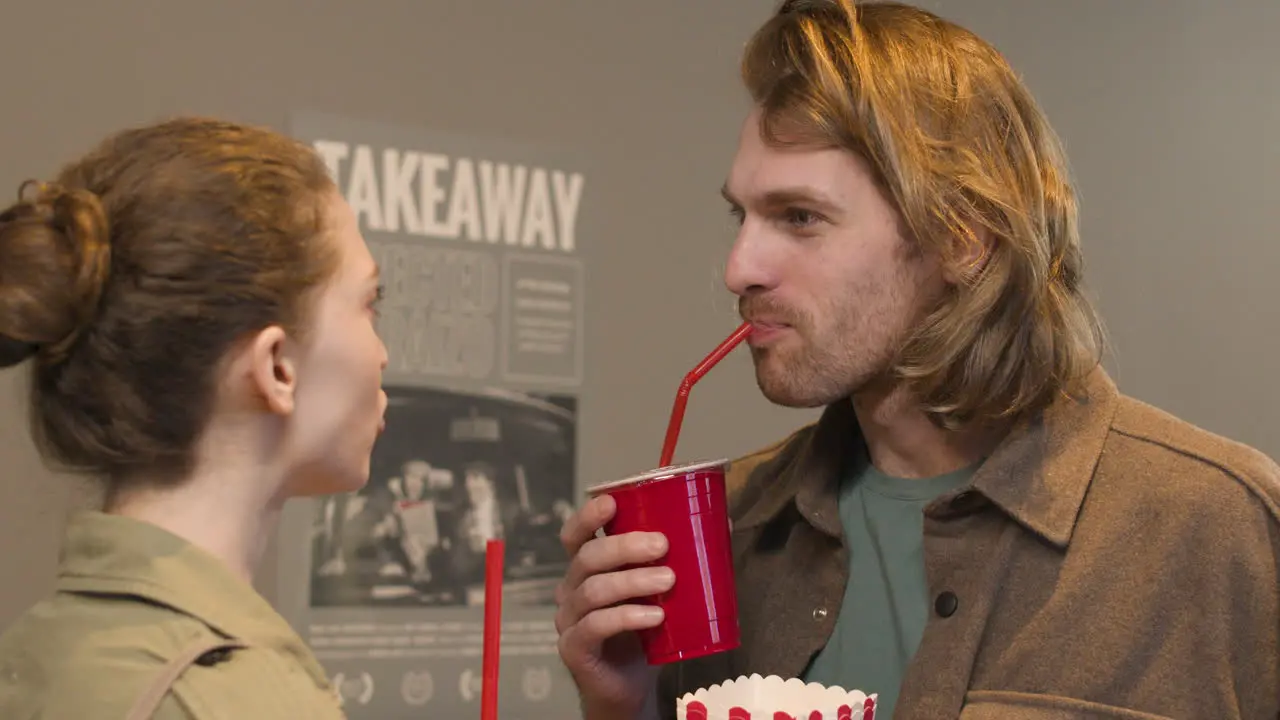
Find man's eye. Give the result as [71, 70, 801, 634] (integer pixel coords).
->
[785, 208, 819, 228]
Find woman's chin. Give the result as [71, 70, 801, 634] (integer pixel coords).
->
[290, 464, 372, 498]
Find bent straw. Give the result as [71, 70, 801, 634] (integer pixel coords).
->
[481, 539, 505, 720]
[658, 321, 753, 468]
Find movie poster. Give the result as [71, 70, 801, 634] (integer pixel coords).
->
[275, 111, 587, 718]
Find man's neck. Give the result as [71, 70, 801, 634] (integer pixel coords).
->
[850, 382, 1004, 479]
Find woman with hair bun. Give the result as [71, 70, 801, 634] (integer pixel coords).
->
[0, 116, 388, 719]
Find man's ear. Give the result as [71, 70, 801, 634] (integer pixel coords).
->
[942, 224, 994, 286]
[243, 325, 298, 416]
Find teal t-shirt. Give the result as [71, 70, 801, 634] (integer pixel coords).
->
[802, 443, 976, 718]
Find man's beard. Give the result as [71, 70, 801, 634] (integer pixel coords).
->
[741, 293, 906, 409]
[748, 325, 858, 408]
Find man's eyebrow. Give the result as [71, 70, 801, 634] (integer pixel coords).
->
[760, 187, 839, 208]
[722, 184, 841, 213]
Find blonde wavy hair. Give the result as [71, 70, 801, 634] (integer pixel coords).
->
[743, 0, 1107, 427]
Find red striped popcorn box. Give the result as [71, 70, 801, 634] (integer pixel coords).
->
[677, 674, 877, 720]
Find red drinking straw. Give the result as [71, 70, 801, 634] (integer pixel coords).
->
[658, 321, 754, 468]
[481, 539, 505, 720]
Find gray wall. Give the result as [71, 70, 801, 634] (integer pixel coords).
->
[942, 0, 1280, 454]
[0, 0, 790, 626]
[0, 0, 1275, 698]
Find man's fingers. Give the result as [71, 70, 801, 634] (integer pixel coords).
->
[554, 494, 673, 641]
[557, 604, 665, 663]
[560, 566, 675, 629]
[560, 494, 615, 558]
[561, 531, 668, 598]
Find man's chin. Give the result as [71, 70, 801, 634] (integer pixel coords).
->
[754, 371, 833, 409]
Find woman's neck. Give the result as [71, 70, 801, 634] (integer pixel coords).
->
[106, 457, 286, 585]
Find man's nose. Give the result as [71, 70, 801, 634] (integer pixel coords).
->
[724, 223, 780, 297]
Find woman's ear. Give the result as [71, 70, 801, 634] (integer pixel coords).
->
[244, 325, 298, 416]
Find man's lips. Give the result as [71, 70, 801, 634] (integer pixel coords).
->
[745, 320, 791, 345]
[748, 319, 789, 329]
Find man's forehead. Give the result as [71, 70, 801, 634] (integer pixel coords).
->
[724, 143, 858, 204]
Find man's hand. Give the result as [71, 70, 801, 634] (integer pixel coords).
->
[554, 493, 674, 720]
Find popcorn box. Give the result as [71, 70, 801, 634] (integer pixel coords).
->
[677, 674, 877, 720]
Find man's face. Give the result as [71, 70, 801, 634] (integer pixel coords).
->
[465, 470, 494, 503]
[723, 108, 944, 408]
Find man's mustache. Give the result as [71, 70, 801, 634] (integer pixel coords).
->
[738, 296, 804, 327]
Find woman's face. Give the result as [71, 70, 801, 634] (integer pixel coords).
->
[282, 192, 388, 496]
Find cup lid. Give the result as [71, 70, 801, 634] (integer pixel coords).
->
[585, 457, 730, 496]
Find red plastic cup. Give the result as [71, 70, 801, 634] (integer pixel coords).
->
[585, 458, 739, 665]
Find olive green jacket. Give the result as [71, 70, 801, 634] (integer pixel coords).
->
[0, 512, 345, 719]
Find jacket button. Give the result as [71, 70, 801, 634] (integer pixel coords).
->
[935, 591, 959, 618]
[812, 607, 828, 621]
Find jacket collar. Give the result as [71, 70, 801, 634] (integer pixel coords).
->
[735, 367, 1119, 548]
[53, 511, 331, 689]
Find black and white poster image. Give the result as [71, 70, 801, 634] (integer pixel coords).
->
[309, 384, 575, 609]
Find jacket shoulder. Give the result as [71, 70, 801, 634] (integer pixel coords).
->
[1108, 394, 1280, 521]
[154, 643, 344, 720]
[0, 592, 341, 720]
[0, 592, 216, 717]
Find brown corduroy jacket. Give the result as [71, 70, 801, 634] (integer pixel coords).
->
[658, 369, 1280, 719]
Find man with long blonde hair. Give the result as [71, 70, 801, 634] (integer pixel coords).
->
[555, 2, 1280, 718]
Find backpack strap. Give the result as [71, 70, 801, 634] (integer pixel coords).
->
[125, 637, 250, 720]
